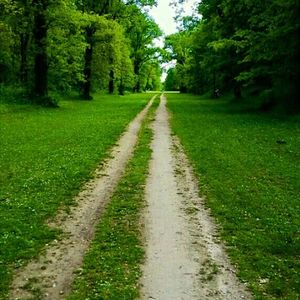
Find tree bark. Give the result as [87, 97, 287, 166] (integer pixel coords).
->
[118, 77, 125, 95]
[108, 70, 114, 94]
[20, 33, 29, 85]
[82, 26, 95, 100]
[134, 80, 141, 93]
[233, 81, 242, 99]
[133, 65, 141, 92]
[32, 0, 48, 101]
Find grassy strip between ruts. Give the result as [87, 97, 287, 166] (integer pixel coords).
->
[66, 96, 158, 299]
[0, 93, 151, 299]
[167, 93, 300, 300]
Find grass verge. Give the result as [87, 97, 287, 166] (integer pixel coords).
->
[67, 96, 158, 300]
[0, 93, 151, 299]
[167, 93, 300, 300]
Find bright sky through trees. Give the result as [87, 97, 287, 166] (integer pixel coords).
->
[149, 0, 198, 35]
[149, 0, 199, 81]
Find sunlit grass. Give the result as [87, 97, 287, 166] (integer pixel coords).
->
[167, 93, 300, 299]
[67, 97, 158, 299]
[0, 93, 150, 298]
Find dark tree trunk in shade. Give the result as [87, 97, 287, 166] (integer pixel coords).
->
[134, 80, 141, 93]
[233, 81, 242, 99]
[212, 69, 216, 97]
[118, 78, 125, 95]
[133, 59, 141, 93]
[109, 70, 114, 94]
[32, 0, 48, 101]
[20, 33, 29, 85]
[82, 26, 95, 100]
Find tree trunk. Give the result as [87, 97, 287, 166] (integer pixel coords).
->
[82, 26, 95, 100]
[233, 81, 242, 99]
[133, 59, 141, 93]
[118, 77, 125, 95]
[20, 33, 29, 85]
[212, 69, 216, 98]
[134, 80, 141, 93]
[32, 0, 49, 102]
[108, 70, 114, 94]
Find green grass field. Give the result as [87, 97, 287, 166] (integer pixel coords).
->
[0, 94, 150, 298]
[67, 97, 157, 300]
[167, 94, 300, 300]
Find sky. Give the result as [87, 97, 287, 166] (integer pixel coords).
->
[148, 0, 199, 36]
[148, 0, 199, 80]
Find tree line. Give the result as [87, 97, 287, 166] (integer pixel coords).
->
[165, 0, 300, 111]
[0, 0, 162, 106]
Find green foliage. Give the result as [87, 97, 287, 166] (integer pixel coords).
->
[92, 19, 134, 93]
[0, 93, 150, 298]
[0, 0, 19, 83]
[122, 6, 162, 92]
[0, 0, 161, 102]
[139, 60, 162, 91]
[47, 0, 87, 92]
[164, 68, 178, 91]
[164, 31, 193, 92]
[168, 0, 300, 110]
[167, 93, 300, 299]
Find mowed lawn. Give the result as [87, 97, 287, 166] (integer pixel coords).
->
[167, 94, 300, 300]
[0, 94, 149, 298]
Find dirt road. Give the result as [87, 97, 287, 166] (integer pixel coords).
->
[11, 94, 252, 300]
[140, 95, 252, 300]
[10, 96, 156, 300]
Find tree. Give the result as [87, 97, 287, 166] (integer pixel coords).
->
[0, 0, 161, 102]
[164, 68, 178, 91]
[92, 18, 134, 94]
[47, 0, 87, 92]
[139, 60, 161, 91]
[0, 0, 21, 84]
[121, 5, 162, 92]
[165, 31, 193, 93]
[77, 0, 159, 99]
[167, 0, 300, 110]
[31, 0, 49, 103]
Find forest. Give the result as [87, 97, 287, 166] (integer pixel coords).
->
[0, 0, 162, 106]
[165, 0, 300, 112]
[1, 0, 299, 111]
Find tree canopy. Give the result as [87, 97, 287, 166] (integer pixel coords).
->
[0, 0, 162, 105]
[164, 0, 300, 111]
[2, 0, 299, 111]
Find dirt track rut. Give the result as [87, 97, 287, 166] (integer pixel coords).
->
[140, 95, 252, 300]
[10, 96, 155, 300]
[11, 94, 252, 300]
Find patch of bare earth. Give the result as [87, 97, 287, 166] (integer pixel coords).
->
[140, 95, 252, 300]
[10, 96, 156, 300]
